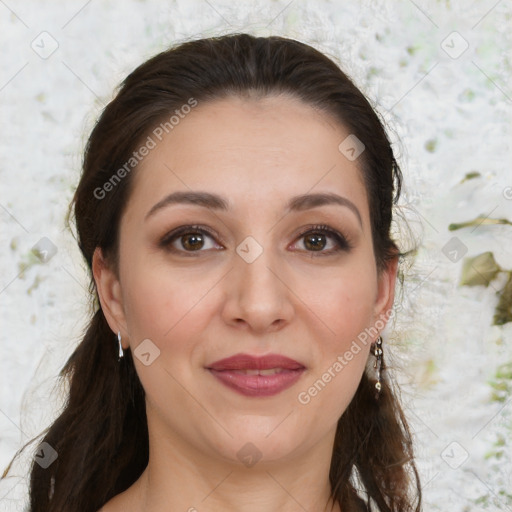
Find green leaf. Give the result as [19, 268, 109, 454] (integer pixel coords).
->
[449, 215, 512, 231]
[495, 361, 512, 380]
[494, 271, 512, 325]
[460, 171, 481, 183]
[424, 139, 437, 153]
[460, 252, 500, 287]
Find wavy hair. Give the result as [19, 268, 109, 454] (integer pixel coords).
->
[2, 33, 421, 512]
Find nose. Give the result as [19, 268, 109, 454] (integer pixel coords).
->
[220, 242, 295, 335]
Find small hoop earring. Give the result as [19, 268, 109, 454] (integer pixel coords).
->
[117, 331, 124, 360]
[373, 335, 383, 397]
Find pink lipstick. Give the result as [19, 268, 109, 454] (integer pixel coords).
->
[206, 353, 305, 397]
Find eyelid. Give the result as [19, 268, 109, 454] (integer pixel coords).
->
[158, 223, 353, 255]
[158, 224, 224, 250]
[291, 224, 354, 253]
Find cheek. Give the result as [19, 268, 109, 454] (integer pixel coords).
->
[297, 333, 372, 428]
[121, 254, 218, 342]
[300, 263, 377, 349]
[120, 265, 214, 404]
[293, 257, 377, 412]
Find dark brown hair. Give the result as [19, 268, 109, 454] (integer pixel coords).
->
[2, 33, 421, 511]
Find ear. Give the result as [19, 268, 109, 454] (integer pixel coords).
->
[92, 247, 129, 349]
[372, 254, 399, 332]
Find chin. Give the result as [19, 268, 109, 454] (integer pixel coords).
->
[214, 427, 308, 466]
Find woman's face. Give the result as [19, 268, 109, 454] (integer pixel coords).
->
[95, 94, 397, 467]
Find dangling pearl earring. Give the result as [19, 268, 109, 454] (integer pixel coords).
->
[117, 331, 124, 360]
[373, 335, 383, 396]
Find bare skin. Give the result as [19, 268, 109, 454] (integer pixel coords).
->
[94, 93, 398, 512]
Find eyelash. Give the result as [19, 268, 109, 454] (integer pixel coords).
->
[158, 224, 353, 257]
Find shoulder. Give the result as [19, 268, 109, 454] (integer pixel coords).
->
[97, 491, 132, 512]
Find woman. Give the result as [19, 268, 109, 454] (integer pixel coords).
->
[3, 33, 421, 511]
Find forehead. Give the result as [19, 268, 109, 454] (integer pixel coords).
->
[128, 94, 368, 221]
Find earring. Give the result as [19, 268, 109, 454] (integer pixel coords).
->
[373, 335, 383, 396]
[117, 331, 124, 360]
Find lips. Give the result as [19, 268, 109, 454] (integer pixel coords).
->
[206, 353, 305, 397]
[208, 353, 305, 371]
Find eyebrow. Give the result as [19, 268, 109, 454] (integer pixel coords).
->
[145, 190, 362, 227]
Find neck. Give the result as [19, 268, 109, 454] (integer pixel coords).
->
[133, 461, 341, 512]
[125, 413, 342, 512]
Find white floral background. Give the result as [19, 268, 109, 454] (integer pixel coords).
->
[1, 1, 511, 510]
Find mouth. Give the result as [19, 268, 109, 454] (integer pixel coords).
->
[226, 368, 292, 375]
[206, 353, 306, 397]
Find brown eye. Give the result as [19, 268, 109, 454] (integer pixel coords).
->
[303, 233, 328, 251]
[180, 232, 206, 251]
[159, 225, 222, 254]
[293, 225, 353, 255]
